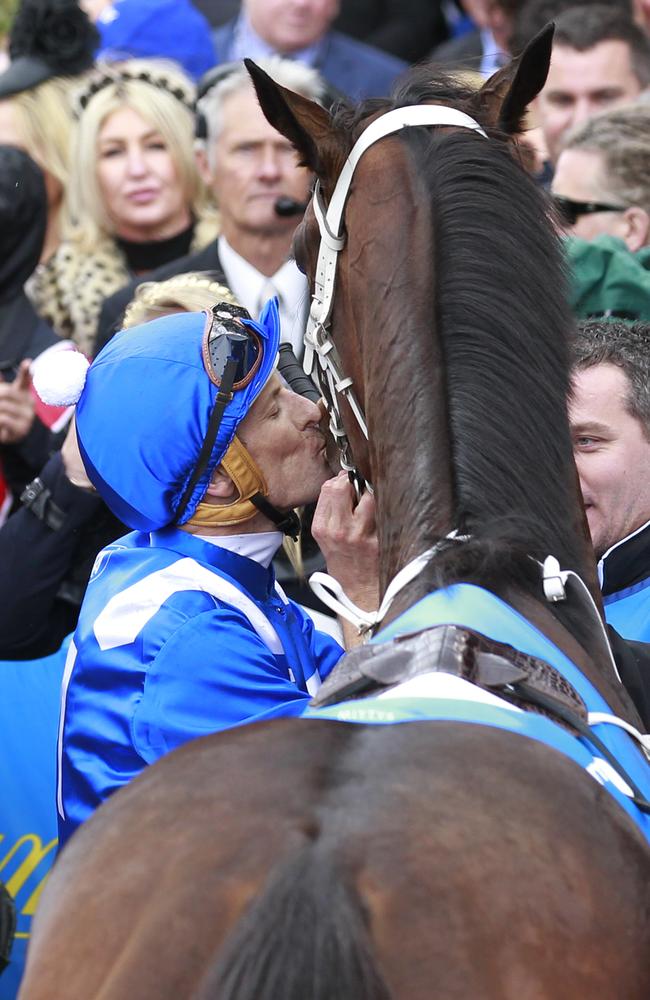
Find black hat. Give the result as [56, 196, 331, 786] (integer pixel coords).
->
[0, 146, 47, 304]
[0, 0, 99, 99]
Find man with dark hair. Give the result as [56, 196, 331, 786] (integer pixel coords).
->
[511, 0, 634, 55]
[534, 5, 650, 167]
[570, 319, 650, 726]
[570, 320, 650, 640]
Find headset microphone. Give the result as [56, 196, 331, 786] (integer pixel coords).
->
[274, 197, 308, 217]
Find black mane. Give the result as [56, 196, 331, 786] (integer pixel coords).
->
[332, 76, 597, 650]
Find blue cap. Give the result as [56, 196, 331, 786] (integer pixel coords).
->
[75, 299, 280, 531]
[96, 0, 217, 81]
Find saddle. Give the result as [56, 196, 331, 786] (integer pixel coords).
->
[311, 624, 588, 729]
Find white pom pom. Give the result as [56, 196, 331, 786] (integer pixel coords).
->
[32, 348, 90, 406]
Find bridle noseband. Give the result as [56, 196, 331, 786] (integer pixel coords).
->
[303, 104, 488, 494]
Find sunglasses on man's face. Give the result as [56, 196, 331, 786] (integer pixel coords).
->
[551, 194, 627, 228]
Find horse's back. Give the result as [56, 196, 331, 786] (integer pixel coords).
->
[20, 718, 650, 1000]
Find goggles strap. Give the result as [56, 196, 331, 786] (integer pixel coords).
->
[173, 356, 240, 524]
[250, 494, 301, 540]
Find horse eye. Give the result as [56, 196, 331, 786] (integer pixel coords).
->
[292, 230, 307, 275]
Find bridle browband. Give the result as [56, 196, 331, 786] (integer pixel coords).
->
[303, 104, 488, 494]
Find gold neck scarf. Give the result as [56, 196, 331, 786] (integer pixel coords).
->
[187, 436, 268, 529]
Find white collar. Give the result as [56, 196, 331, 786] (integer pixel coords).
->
[218, 235, 308, 358]
[195, 530, 283, 569]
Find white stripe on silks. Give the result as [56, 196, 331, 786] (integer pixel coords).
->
[586, 758, 634, 798]
[93, 557, 284, 655]
[375, 671, 525, 711]
[56, 638, 78, 818]
[305, 671, 322, 697]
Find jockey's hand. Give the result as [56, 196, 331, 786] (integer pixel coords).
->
[0, 360, 35, 445]
[312, 471, 379, 614]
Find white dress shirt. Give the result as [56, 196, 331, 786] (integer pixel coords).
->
[218, 235, 310, 359]
[196, 531, 283, 568]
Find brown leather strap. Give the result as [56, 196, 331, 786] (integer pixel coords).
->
[311, 624, 588, 730]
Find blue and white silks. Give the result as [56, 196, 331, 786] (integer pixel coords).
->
[57, 527, 343, 847]
[305, 583, 650, 843]
[603, 572, 650, 644]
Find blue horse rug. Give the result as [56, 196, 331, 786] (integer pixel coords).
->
[304, 584, 650, 843]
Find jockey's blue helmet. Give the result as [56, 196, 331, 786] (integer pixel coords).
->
[72, 298, 281, 532]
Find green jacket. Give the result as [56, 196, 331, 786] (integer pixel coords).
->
[565, 235, 650, 321]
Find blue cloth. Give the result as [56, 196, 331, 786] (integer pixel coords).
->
[76, 299, 280, 532]
[0, 640, 68, 1000]
[599, 520, 650, 643]
[598, 521, 650, 642]
[96, 0, 217, 81]
[212, 20, 407, 100]
[57, 528, 343, 847]
[604, 579, 650, 643]
[305, 584, 650, 842]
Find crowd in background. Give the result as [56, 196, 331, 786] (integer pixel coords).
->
[1, 1, 650, 996]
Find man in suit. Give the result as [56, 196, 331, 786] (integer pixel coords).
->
[431, 0, 515, 76]
[96, 57, 323, 356]
[212, 0, 406, 100]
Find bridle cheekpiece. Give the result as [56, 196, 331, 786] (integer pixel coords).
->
[303, 104, 488, 494]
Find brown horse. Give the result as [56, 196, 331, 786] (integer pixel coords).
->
[19, 29, 650, 1000]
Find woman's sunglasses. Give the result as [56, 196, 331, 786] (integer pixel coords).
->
[551, 194, 627, 227]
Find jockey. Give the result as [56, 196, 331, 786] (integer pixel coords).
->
[39, 300, 377, 848]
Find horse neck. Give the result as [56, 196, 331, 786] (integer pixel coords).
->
[343, 148, 456, 595]
[342, 132, 631, 716]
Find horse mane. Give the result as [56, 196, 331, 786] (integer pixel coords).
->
[331, 77, 598, 652]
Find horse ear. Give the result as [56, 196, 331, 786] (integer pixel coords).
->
[245, 59, 340, 178]
[475, 23, 554, 134]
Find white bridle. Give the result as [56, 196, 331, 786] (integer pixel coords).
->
[303, 104, 488, 490]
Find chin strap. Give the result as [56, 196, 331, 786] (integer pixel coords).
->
[250, 494, 301, 540]
[188, 436, 300, 539]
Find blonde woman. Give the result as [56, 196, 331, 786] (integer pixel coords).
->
[36, 59, 219, 354]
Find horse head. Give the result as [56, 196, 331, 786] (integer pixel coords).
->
[247, 27, 556, 497]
